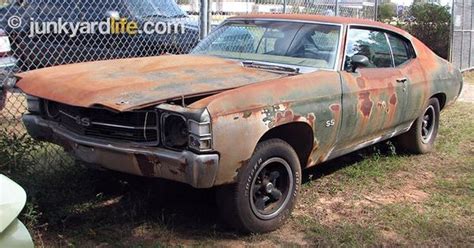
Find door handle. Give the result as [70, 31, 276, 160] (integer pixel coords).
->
[396, 78, 408, 83]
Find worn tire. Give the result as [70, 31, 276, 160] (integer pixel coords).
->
[396, 98, 440, 154]
[216, 138, 301, 233]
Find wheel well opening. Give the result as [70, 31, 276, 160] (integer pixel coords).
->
[259, 122, 314, 168]
[432, 93, 446, 110]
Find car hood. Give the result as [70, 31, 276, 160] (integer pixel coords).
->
[16, 55, 282, 112]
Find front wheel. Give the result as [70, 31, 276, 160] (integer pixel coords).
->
[396, 98, 440, 154]
[216, 139, 301, 233]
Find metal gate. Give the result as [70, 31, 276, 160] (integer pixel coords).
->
[451, 0, 474, 71]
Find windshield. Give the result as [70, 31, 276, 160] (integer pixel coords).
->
[192, 20, 341, 69]
[125, 0, 187, 18]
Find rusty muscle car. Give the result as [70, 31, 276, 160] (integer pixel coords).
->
[16, 14, 463, 233]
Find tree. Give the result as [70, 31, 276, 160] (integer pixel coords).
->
[405, 3, 451, 59]
[378, 3, 397, 22]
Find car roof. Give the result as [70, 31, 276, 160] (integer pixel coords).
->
[228, 14, 411, 38]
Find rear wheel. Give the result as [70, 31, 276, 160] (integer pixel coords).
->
[396, 98, 440, 154]
[216, 139, 301, 233]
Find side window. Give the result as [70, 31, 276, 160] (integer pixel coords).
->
[286, 24, 340, 69]
[388, 34, 414, 66]
[344, 28, 393, 70]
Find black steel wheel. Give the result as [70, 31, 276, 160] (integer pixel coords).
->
[396, 98, 440, 154]
[250, 157, 293, 220]
[216, 139, 301, 233]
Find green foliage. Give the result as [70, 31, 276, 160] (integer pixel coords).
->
[405, 3, 451, 59]
[378, 3, 397, 21]
[0, 129, 41, 174]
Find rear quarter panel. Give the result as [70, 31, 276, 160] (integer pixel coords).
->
[410, 38, 462, 113]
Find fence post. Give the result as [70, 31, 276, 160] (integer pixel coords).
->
[199, 0, 209, 39]
[374, 0, 378, 21]
[283, 0, 287, 14]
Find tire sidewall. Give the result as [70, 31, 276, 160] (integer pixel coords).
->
[235, 139, 301, 233]
[414, 98, 440, 153]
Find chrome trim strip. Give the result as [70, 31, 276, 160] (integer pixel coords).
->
[385, 32, 396, 67]
[343, 24, 419, 71]
[326, 122, 413, 161]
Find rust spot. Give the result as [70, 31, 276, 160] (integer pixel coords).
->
[330, 104, 340, 112]
[275, 110, 294, 124]
[390, 94, 397, 105]
[135, 154, 158, 177]
[243, 111, 252, 119]
[356, 78, 366, 88]
[359, 91, 373, 117]
[307, 113, 316, 127]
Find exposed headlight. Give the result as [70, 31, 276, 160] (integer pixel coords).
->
[161, 113, 188, 149]
[158, 105, 213, 152]
[26, 95, 41, 114]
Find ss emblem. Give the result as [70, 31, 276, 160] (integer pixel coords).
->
[75, 116, 91, 127]
[325, 119, 335, 127]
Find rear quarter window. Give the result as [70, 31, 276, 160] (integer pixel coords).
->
[387, 34, 415, 66]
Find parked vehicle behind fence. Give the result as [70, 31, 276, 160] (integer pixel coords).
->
[0, 27, 16, 111]
[0, 0, 199, 71]
[16, 14, 463, 233]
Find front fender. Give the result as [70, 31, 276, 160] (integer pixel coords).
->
[193, 71, 342, 185]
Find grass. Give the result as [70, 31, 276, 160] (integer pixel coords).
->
[0, 102, 472, 247]
[464, 70, 474, 84]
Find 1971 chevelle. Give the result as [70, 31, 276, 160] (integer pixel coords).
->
[16, 14, 463, 233]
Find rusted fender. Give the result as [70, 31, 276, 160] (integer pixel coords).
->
[190, 70, 343, 185]
[16, 55, 282, 112]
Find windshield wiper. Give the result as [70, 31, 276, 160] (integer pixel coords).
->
[242, 61, 300, 75]
[141, 14, 169, 18]
[171, 14, 188, 18]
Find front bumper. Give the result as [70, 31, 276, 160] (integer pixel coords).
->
[23, 114, 219, 188]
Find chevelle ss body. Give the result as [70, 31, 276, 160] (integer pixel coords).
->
[16, 14, 463, 233]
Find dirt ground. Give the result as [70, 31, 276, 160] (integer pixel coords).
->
[459, 71, 474, 102]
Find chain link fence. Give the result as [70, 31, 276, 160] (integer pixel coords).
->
[451, 0, 473, 71]
[0, 0, 375, 167]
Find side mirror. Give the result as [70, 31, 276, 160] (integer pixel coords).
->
[106, 10, 120, 20]
[350, 55, 370, 72]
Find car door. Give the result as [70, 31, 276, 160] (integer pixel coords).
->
[335, 27, 409, 152]
[386, 33, 424, 123]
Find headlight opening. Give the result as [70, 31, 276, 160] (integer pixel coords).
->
[161, 113, 189, 149]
